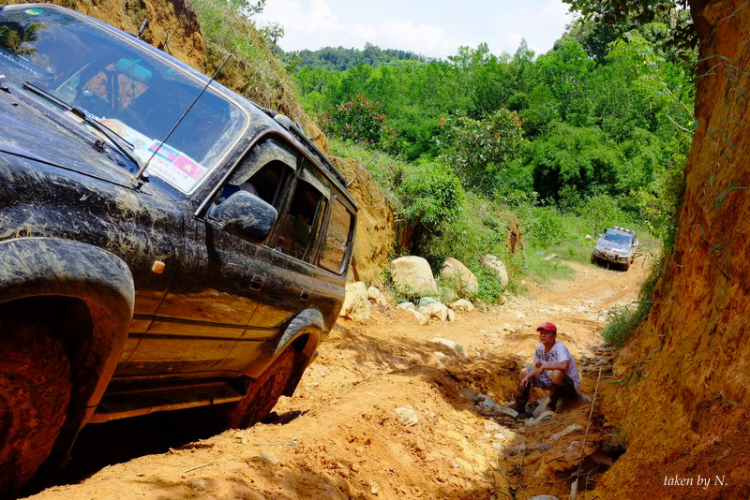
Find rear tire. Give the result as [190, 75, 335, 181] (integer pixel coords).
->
[218, 351, 296, 429]
[0, 316, 71, 495]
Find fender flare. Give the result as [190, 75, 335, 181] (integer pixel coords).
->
[242, 309, 324, 395]
[0, 237, 135, 463]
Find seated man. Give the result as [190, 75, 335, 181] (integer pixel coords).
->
[512, 322, 580, 416]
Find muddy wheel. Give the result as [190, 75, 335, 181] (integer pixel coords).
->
[219, 351, 296, 429]
[0, 316, 71, 495]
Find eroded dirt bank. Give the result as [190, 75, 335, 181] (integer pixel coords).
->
[23, 261, 648, 500]
[591, 2, 750, 499]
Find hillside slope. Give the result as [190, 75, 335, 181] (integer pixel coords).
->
[596, 1, 750, 498]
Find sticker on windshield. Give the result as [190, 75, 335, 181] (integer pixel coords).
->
[24, 8, 44, 15]
[99, 119, 208, 192]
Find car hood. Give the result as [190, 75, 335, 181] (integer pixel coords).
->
[0, 92, 137, 188]
[596, 240, 629, 252]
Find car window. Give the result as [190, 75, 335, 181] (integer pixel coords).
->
[271, 179, 325, 260]
[219, 161, 291, 210]
[0, 5, 247, 194]
[319, 198, 354, 274]
[604, 232, 631, 245]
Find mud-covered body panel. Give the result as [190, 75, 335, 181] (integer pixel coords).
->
[0, 4, 356, 431]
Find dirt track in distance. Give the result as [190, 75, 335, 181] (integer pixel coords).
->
[24, 258, 650, 500]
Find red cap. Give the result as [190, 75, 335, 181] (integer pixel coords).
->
[536, 322, 557, 334]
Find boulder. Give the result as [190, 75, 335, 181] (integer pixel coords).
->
[339, 282, 371, 321]
[391, 256, 438, 296]
[449, 299, 475, 313]
[367, 286, 387, 306]
[420, 302, 449, 322]
[430, 338, 469, 359]
[408, 309, 430, 325]
[481, 255, 509, 290]
[446, 309, 456, 322]
[439, 258, 478, 297]
[397, 302, 415, 310]
[585, 234, 594, 241]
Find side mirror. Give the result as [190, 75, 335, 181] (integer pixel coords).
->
[207, 191, 277, 244]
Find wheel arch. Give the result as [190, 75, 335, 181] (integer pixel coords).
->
[241, 309, 324, 396]
[0, 237, 135, 466]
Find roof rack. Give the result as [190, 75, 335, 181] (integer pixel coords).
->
[273, 114, 348, 188]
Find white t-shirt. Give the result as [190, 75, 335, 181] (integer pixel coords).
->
[533, 341, 581, 389]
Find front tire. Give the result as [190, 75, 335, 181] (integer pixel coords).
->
[219, 350, 296, 429]
[0, 316, 71, 495]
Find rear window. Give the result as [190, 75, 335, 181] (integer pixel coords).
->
[319, 198, 353, 273]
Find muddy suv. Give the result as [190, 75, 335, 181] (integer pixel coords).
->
[0, 4, 356, 493]
[591, 226, 638, 271]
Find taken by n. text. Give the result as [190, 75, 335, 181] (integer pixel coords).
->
[663, 475, 727, 489]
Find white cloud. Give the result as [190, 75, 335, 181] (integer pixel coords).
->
[255, 0, 573, 59]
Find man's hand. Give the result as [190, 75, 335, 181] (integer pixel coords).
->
[520, 375, 531, 389]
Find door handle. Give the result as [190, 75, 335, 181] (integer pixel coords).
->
[250, 275, 264, 291]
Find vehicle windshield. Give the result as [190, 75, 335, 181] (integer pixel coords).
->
[603, 232, 631, 246]
[0, 5, 246, 193]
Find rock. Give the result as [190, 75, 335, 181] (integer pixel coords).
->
[525, 410, 556, 426]
[367, 286, 387, 306]
[476, 394, 518, 418]
[532, 397, 550, 418]
[439, 257, 479, 297]
[261, 450, 280, 465]
[534, 444, 552, 451]
[395, 406, 419, 427]
[191, 480, 207, 491]
[550, 424, 584, 441]
[446, 308, 456, 322]
[544, 253, 557, 261]
[408, 309, 430, 325]
[397, 301, 415, 310]
[370, 483, 380, 495]
[449, 299, 475, 313]
[480, 254, 509, 290]
[391, 256, 438, 295]
[340, 282, 371, 321]
[585, 234, 594, 241]
[493, 432, 506, 440]
[576, 306, 586, 313]
[578, 393, 593, 403]
[431, 338, 469, 359]
[419, 296, 438, 307]
[515, 311, 527, 319]
[502, 444, 526, 457]
[434, 352, 448, 365]
[529, 496, 559, 500]
[484, 420, 502, 432]
[567, 441, 583, 452]
[420, 302, 449, 322]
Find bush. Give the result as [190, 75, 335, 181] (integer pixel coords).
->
[437, 108, 525, 194]
[320, 94, 387, 144]
[397, 162, 465, 232]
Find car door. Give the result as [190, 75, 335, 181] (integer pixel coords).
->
[123, 141, 296, 376]
[247, 158, 330, 337]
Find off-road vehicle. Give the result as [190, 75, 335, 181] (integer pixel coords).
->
[591, 226, 638, 271]
[0, 4, 357, 493]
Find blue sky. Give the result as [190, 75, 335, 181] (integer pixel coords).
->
[255, 0, 576, 59]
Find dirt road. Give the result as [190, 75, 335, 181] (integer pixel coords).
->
[24, 259, 650, 500]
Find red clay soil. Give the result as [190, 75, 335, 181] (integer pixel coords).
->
[22, 261, 648, 500]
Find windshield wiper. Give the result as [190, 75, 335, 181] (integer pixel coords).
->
[22, 81, 145, 172]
